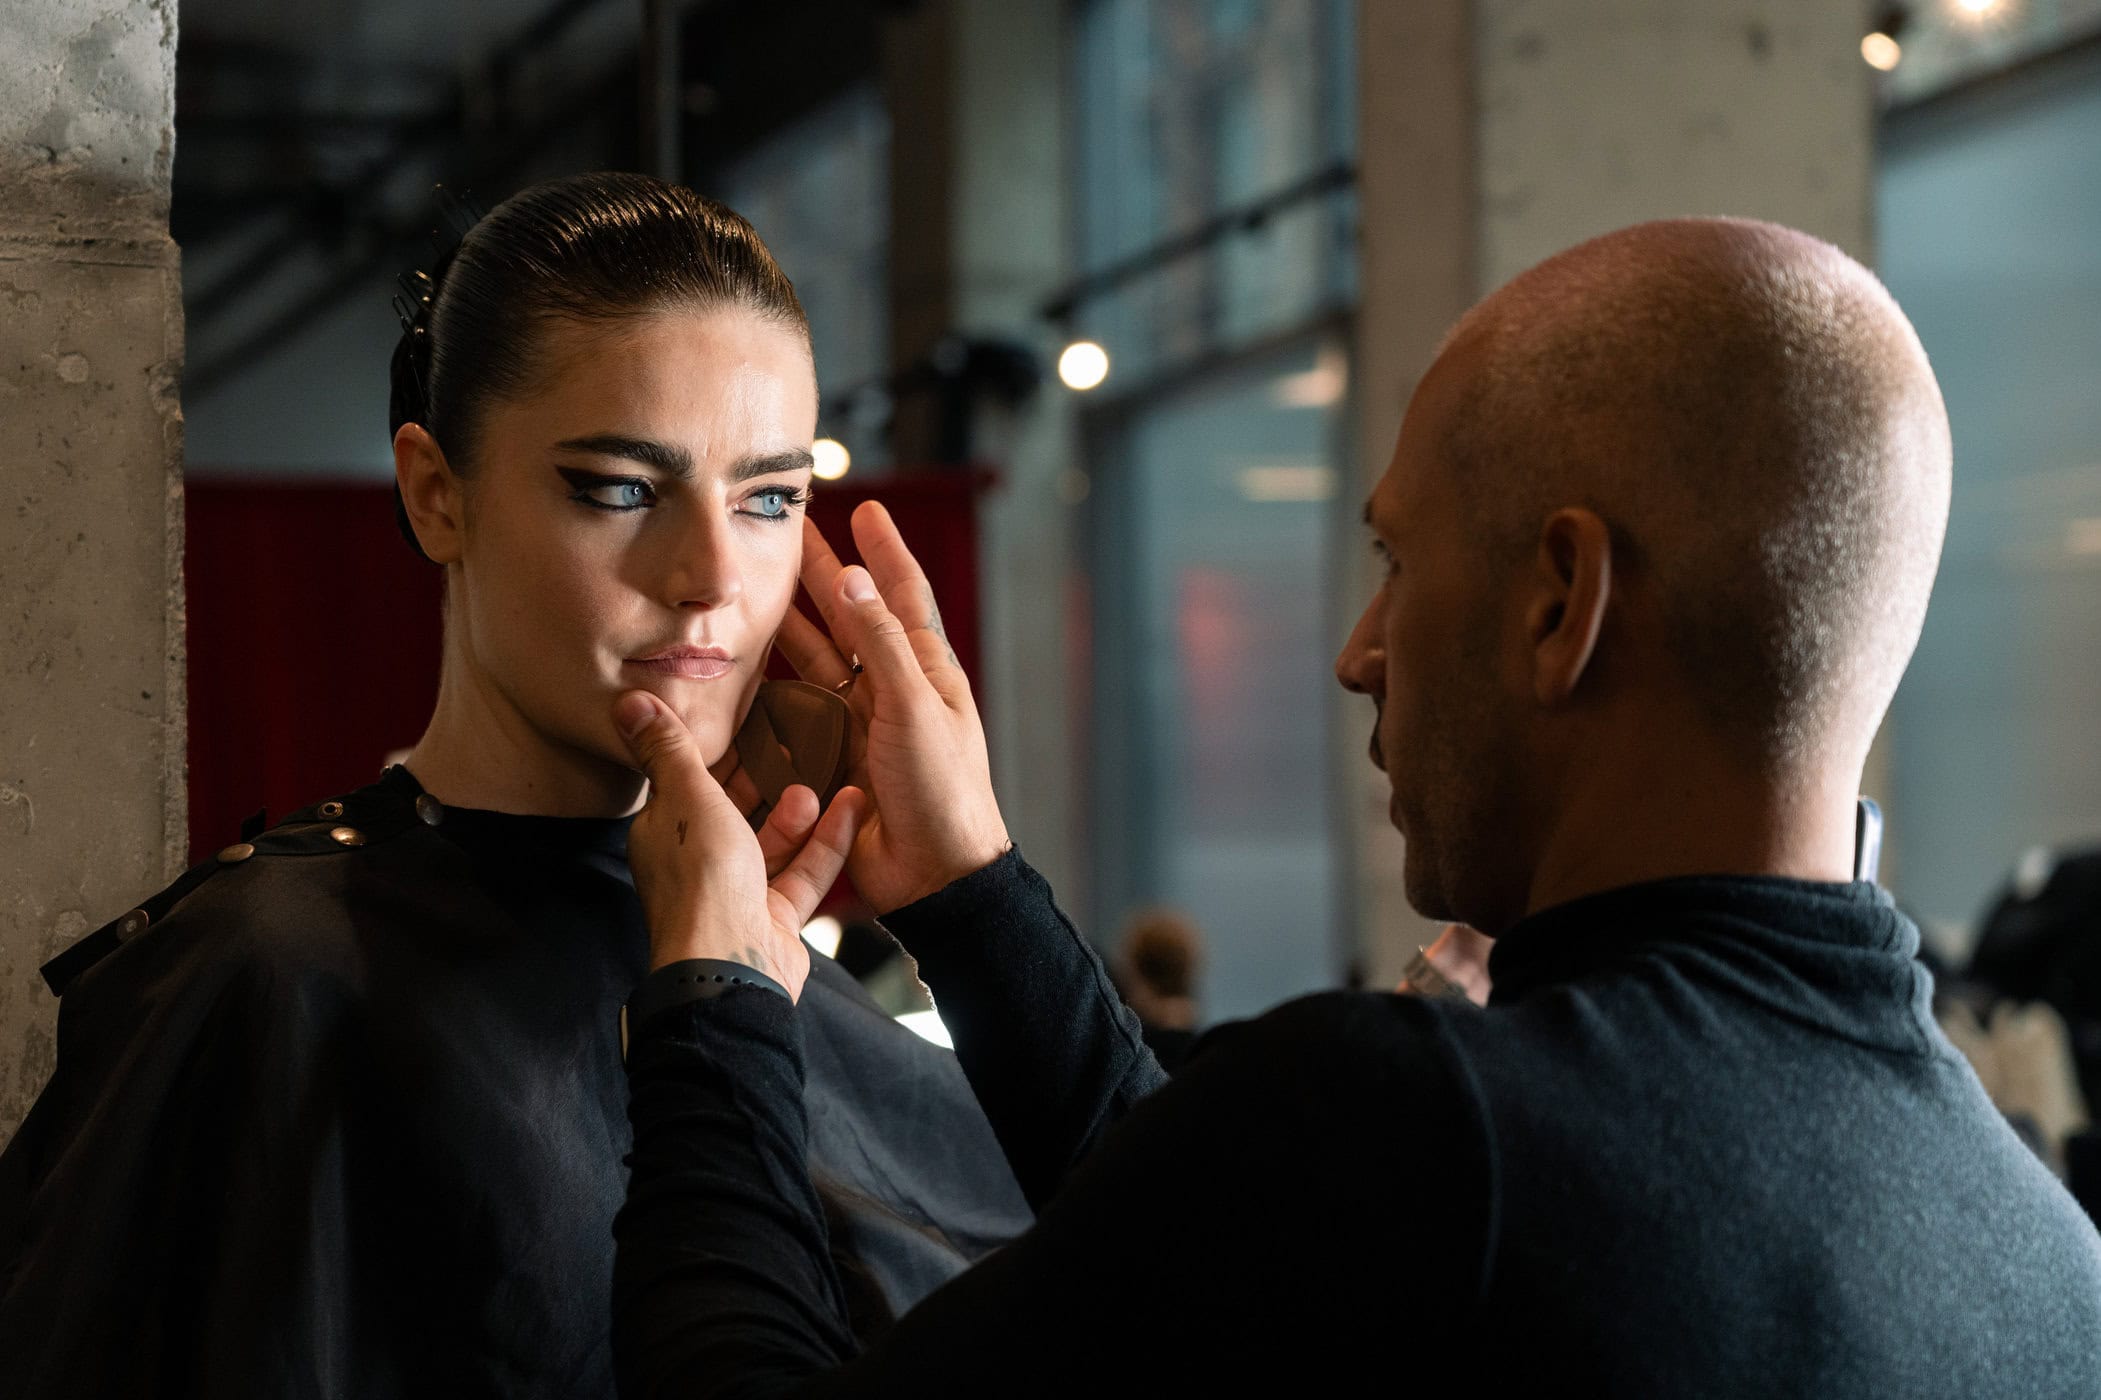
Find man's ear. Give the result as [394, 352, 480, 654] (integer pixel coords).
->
[394, 423, 464, 565]
[1524, 507, 1612, 706]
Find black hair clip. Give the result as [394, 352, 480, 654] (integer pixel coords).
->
[389, 186, 487, 431]
[391, 186, 486, 345]
[389, 185, 486, 562]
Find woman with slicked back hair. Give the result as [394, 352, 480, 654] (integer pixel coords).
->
[0, 172, 1031, 1399]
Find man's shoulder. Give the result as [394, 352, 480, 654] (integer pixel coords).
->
[1244, 985, 1486, 1045]
[1184, 989, 1489, 1115]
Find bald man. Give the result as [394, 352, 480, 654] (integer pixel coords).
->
[610, 220, 2101, 1398]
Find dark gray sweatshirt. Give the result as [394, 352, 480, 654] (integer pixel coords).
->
[617, 853, 2101, 1397]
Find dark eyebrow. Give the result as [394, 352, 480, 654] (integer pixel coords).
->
[555, 435, 693, 479]
[729, 449, 815, 483]
[552, 438, 814, 484]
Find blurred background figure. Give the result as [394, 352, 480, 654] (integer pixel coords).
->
[1953, 846, 2101, 1220]
[1112, 907, 1206, 1068]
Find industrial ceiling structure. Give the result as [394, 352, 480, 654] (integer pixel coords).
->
[177, 0, 899, 396]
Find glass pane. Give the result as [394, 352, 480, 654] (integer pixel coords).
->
[1878, 52, 2101, 943]
[1073, 0, 1355, 387]
[1092, 337, 1346, 1019]
[715, 85, 891, 466]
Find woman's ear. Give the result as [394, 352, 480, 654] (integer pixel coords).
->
[394, 423, 465, 564]
[1525, 507, 1613, 707]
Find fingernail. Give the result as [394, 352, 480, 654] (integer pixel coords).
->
[614, 691, 656, 738]
[842, 567, 876, 603]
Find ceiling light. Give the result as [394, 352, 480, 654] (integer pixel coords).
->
[1237, 463, 1336, 503]
[1862, 32, 1902, 70]
[1057, 340, 1110, 392]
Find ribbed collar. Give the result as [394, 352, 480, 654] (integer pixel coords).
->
[1485, 874, 1914, 1007]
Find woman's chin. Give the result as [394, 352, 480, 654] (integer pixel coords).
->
[669, 704, 739, 766]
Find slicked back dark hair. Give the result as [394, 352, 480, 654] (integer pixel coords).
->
[388, 171, 808, 480]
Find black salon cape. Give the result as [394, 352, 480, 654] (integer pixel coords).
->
[616, 852, 2101, 1398]
[0, 767, 1030, 1397]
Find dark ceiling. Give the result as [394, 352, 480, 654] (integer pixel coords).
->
[176, 0, 905, 394]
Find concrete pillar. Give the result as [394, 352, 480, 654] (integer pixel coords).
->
[1351, 0, 1876, 984]
[884, 0, 1083, 903]
[0, 0, 184, 1143]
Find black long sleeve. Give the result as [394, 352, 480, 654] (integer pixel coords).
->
[874, 851, 1170, 1209]
[613, 990, 859, 1400]
[612, 853, 1487, 1398]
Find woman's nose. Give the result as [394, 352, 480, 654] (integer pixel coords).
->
[662, 507, 742, 611]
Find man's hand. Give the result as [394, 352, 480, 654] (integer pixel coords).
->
[775, 502, 1010, 913]
[615, 689, 865, 998]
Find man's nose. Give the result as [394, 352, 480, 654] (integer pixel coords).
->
[1336, 600, 1384, 696]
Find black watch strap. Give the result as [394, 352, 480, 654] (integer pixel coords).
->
[621, 958, 790, 1061]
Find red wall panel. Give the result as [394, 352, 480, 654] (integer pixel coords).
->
[184, 482, 444, 860]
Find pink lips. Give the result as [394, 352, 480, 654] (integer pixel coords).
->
[627, 645, 734, 680]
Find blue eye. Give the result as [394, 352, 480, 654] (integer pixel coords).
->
[562, 471, 656, 512]
[740, 486, 808, 522]
[599, 482, 652, 510]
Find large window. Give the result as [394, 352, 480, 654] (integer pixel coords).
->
[1073, 0, 1355, 383]
[1878, 41, 2101, 945]
[715, 84, 890, 469]
[1075, 0, 1356, 1020]
[1087, 335, 1351, 1018]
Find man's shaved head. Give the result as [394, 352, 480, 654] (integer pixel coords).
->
[1438, 217, 1951, 773]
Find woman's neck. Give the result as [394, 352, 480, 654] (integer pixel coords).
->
[406, 647, 648, 819]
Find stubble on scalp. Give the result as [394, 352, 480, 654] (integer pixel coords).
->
[1430, 217, 1953, 779]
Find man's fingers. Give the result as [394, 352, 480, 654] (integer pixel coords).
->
[770, 788, 867, 930]
[755, 784, 821, 880]
[799, 516, 849, 635]
[850, 501, 943, 635]
[832, 567, 935, 703]
[615, 691, 706, 794]
[775, 607, 852, 688]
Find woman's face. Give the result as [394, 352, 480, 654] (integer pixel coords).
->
[452, 305, 817, 778]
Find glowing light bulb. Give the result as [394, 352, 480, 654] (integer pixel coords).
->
[1861, 32, 1902, 70]
[1057, 340, 1110, 391]
[811, 437, 851, 480]
[1954, 0, 2001, 14]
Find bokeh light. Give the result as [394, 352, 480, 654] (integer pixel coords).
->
[811, 437, 851, 480]
[1057, 340, 1111, 391]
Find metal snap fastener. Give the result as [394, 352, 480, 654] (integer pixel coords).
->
[414, 793, 444, 827]
[218, 842, 256, 864]
[117, 909, 150, 940]
[319, 801, 345, 819]
[330, 826, 366, 847]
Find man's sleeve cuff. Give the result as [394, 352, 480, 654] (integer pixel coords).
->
[876, 847, 1039, 950]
